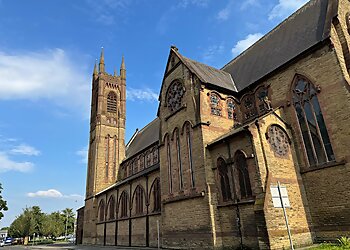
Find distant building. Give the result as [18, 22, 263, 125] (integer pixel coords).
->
[0, 230, 8, 240]
[77, 0, 350, 249]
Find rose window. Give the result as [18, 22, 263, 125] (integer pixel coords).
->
[166, 81, 185, 112]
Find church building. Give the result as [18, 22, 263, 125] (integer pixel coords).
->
[76, 0, 350, 248]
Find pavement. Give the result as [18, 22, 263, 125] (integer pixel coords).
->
[2, 243, 160, 250]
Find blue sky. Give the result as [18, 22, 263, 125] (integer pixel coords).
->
[0, 0, 308, 228]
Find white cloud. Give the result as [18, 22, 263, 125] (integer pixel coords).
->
[231, 33, 263, 55]
[217, 0, 258, 21]
[76, 146, 88, 164]
[269, 0, 308, 20]
[10, 144, 40, 156]
[202, 44, 225, 62]
[126, 88, 158, 102]
[27, 189, 63, 198]
[178, 0, 210, 8]
[0, 48, 91, 117]
[86, 0, 132, 25]
[0, 152, 34, 173]
[27, 189, 84, 200]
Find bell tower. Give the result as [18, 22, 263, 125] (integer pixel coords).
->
[85, 48, 126, 198]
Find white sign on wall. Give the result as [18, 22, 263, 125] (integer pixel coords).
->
[270, 185, 290, 208]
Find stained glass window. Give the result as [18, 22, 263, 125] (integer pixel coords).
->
[167, 81, 185, 112]
[227, 99, 237, 120]
[267, 125, 289, 156]
[292, 76, 334, 166]
[120, 191, 128, 218]
[210, 93, 221, 116]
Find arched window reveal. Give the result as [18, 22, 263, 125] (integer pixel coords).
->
[235, 151, 252, 199]
[175, 129, 183, 190]
[185, 123, 195, 187]
[227, 99, 237, 120]
[166, 135, 173, 193]
[98, 200, 105, 222]
[210, 93, 222, 116]
[107, 91, 117, 113]
[119, 191, 128, 218]
[135, 186, 144, 215]
[217, 158, 232, 202]
[107, 196, 115, 220]
[166, 81, 185, 112]
[292, 76, 334, 166]
[153, 178, 161, 212]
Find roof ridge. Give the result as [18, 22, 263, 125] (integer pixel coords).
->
[221, 0, 316, 70]
[137, 117, 159, 134]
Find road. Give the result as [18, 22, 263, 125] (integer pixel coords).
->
[2, 243, 159, 250]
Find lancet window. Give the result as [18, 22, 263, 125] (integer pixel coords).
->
[235, 151, 252, 199]
[119, 191, 128, 218]
[98, 200, 105, 222]
[210, 93, 222, 116]
[107, 196, 115, 220]
[153, 178, 161, 212]
[135, 186, 144, 215]
[217, 158, 232, 202]
[292, 76, 335, 166]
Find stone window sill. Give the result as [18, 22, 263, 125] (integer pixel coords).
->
[300, 159, 347, 174]
[217, 198, 255, 208]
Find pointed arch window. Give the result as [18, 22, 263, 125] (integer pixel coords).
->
[107, 91, 117, 113]
[217, 158, 232, 202]
[119, 191, 128, 218]
[107, 196, 115, 220]
[174, 129, 183, 190]
[227, 98, 237, 120]
[210, 93, 222, 116]
[292, 76, 335, 166]
[135, 186, 144, 215]
[98, 200, 105, 222]
[185, 123, 195, 187]
[153, 178, 161, 212]
[235, 151, 252, 199]
[166, 135, 173, 194]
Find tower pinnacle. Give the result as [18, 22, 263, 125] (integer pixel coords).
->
[120, 55, 126, 80]
[99, 47, 105, 73]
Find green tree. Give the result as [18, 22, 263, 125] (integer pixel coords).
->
[41, 211, 64, 238]
[0, 183, 8, 221]
[61, 208, 75, 236]
[8, 206, 44, 238]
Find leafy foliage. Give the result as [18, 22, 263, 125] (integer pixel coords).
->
[0, 183, 8, 221]
[8, 206, 75, 238]
[338, 237, 350, 249]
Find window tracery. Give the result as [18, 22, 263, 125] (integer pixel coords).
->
[135, 186, 144, 215]
[292, 76, 335, 166]
[152, 178, 161, 212]
[119, 192, 128, 218]
[242, 94, 257, 121]
[166, 81, 185, 112]
[210, 93, 222, 116]
[217, 158, 232, 202]
[226, 98, 237, 120]
[107, 196, 115, 220]
[235, 151, 252, 199]
[267, 125, 289, 156]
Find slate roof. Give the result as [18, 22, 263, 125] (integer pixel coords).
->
[222, 0, 337, 92]
[173, 49, 237, 92]
[125, 118, 160, 159]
